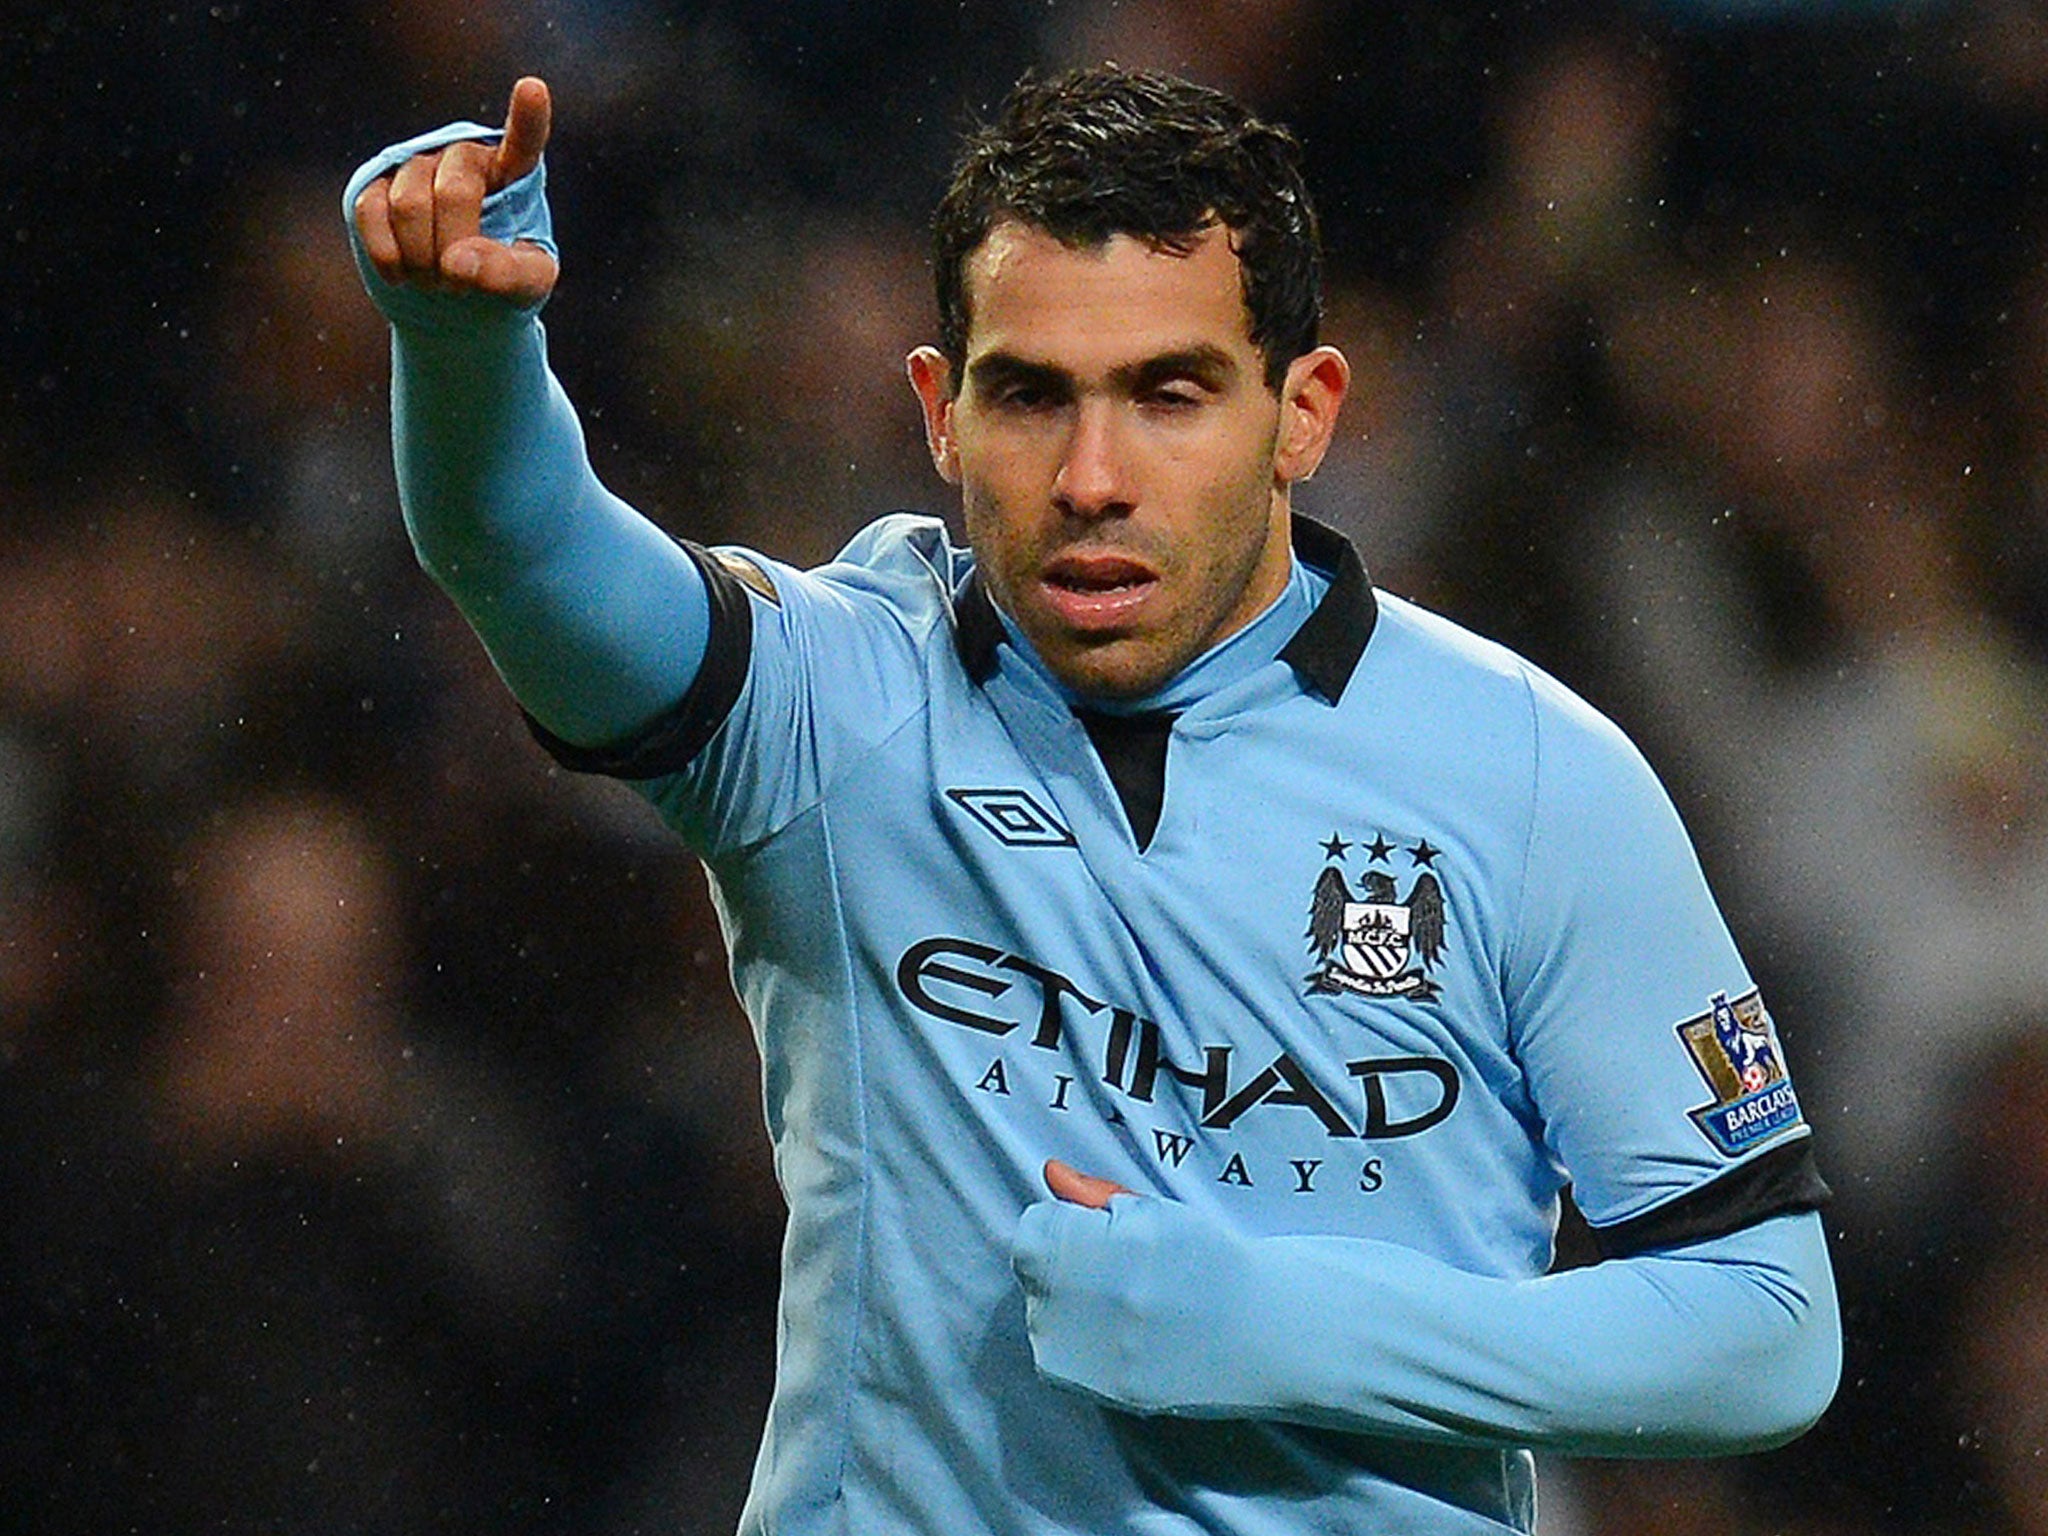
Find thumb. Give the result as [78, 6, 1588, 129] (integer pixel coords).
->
[441, 234, 558, 307]
[491, 76, 552, 190]
[1044, 1159, 1130, 1209]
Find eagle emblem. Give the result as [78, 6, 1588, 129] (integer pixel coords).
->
[1305, 852, 1447, 1000]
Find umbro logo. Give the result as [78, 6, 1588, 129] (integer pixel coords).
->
[946, 788, 1075, 848]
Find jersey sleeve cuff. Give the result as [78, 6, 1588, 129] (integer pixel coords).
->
[342, 121, 557, 331]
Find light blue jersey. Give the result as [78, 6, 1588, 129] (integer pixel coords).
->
[590, 515, 1828, 1535]
[346, 133, 1840, 1536]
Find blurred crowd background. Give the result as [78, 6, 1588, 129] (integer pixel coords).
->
[7, 0, 2048, 1531]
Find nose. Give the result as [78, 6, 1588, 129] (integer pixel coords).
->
[1052, 399, 1134, 520]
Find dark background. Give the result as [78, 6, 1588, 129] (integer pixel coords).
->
[7, 2, 2048, 1531]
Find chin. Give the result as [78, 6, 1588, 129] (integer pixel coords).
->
[1051, 647, 1169, 702]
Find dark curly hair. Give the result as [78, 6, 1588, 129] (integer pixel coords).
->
[931, 65, 1323, 392]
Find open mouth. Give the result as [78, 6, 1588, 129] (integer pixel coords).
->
[1039, 554, 1158, 628]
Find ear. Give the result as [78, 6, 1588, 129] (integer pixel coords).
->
[906, 346, 962, 485]
[1273, 345, 1350, 485]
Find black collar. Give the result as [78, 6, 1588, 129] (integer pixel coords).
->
[1276, 515, 1377, 703]
[952, 514, 1376, 704]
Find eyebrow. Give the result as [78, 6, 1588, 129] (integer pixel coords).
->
[965, 353, 1069, 398]
[966, 343, 1241, 398]
[1115, 344, 1239, 392]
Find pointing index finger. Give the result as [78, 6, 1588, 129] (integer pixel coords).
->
[491, 76, 552, 191]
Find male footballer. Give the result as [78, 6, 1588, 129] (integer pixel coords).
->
[347, 65, 1839, 1534]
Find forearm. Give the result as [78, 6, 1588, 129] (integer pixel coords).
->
[389, 312, 707, 746]
[346, 124, 708, 748]
[1014, 1202, 1839, 1457]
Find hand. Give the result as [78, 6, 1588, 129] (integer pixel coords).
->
[1043, 1158, 1130, 1209]
[353, 76, 558, 305]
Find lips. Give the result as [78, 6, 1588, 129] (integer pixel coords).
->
[1037, 552, 1159, 630]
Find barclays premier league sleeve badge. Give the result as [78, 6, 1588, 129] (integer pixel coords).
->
[1676, 989, 1806, 1156]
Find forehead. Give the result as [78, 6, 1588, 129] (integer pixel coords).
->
[960, 219, 1257, 369]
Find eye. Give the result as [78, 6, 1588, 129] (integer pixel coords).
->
[982, 378, 1066, 414]
[996, 384, 1052, 410]
[1141, 382, 1206, 411]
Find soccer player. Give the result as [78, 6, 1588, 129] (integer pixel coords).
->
[347, 66, 1839, 1535]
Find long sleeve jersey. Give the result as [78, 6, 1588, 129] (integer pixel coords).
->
[345, 128, 1840, 1536]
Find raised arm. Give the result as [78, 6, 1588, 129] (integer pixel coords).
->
[347, 78, 709, 749]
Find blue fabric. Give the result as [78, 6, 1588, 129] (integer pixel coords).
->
[341, 120, 556, 328]
[1013, 1200, 1837, 1453]
[346, 127, 1841, 1536]
[347, 134, 706, 746]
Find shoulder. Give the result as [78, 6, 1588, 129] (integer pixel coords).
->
[1367, 591, 1630, 749]
[708, 511, 967, 642]
[1360, 593, 1675, 850]
[822, 511, 971, 594]
[1369, 591, 1532, 688]
[746, 512, 968, 625]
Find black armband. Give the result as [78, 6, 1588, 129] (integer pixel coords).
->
[1591, 1138, 1831, 1260]
[524, 540, 755, 780]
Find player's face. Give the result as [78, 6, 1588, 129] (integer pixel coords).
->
[908, 220, 1347, 700]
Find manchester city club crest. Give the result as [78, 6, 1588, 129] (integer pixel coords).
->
[1676, 989, 1806, 1155]
[1304, 832, 1447, 1000]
